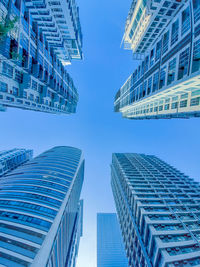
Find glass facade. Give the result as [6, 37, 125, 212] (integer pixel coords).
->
[115, 0, 200, 120]
[111, 153, 200, 266]
[97, 213, 128, 267]
[0, 146, 84, 267]
[0, 0, 83, 114]
[0, 148, 33, 176]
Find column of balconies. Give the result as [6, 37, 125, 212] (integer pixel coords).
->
[116, 0, 200, 120]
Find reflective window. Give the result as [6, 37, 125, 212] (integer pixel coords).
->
[181, 7, 190, 36]
[162, 31, 169, 55]
[171, 19, 179, 46]
[0, 210, 51, 230]
[178, 48, 190, 80]
[167, 58, 176, 85]
[159, 66, 166, 89]
[192, 39, 200, 73]
[193, 0, 200, 24]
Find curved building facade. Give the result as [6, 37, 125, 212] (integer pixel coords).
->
[0, 148, 33, 176]
[0, 146, 84, 267]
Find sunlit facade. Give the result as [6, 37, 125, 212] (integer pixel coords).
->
[111, 153, 200, 266]
[97, 213, 129, 267]
[0, 146, 84, 267]
[0, 0, 83, 114]
[115, 0, 200, 119]
[0, 148, 33, 176]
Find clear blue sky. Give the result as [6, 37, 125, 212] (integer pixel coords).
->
[1, 0, 200, 266]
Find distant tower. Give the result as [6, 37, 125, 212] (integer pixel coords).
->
[111, 153, 200, 266]
[0, 148, 33, 176]
[0, 0, 83, 114]
[115, 0, 200, 119]
[0, 146, 84, 267]
[97, 213, 129, 267]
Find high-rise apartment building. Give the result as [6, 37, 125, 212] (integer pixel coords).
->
[115, 0, 200, 119]
[0, 148, 33, 176]
[111, 153, 200, 266]
[0, 0, 83, 114]
[0, 146, 84, 267]
[97, 213, 129, 267]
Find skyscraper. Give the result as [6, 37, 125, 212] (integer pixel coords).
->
[0, 146, 84, 267]
[0, 148, 33, 176]
[97, 213, 129, 267]
[115, 0, 200, 119]
[111, 153, 200, 266]
[0, 0, 83, 114]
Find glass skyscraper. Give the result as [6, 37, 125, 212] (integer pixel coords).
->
[0, 146, 84, 267]
[111, 153, 200, 266]
[97, 213, 129, 267]
[0, 0, 83, 114]
[0, 148, 33, 176]
[115, 0, 200, 119]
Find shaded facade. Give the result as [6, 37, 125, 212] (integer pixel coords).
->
[0, 148, 33, 176]
[0, 146, 84, 267]
[0, 0, 83, 114]
[111, 153, 200, 266]
[115, 0, 200, 119]
[97, 213, 129, 267]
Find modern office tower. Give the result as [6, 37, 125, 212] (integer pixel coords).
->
[115, 0, 200, 119]
[111, 153, 200, 266]
[97, 213, 129, 267]
[0, 148, 33, 176]
[0, 0, 83, 114]
[0, 146, 85, 267]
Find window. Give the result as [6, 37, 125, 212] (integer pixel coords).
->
[32, 80, 37, 91]
[150, 48, 155, 67]
[171, 19, 179, 46]
[190, 97, 200, 106]
[171, 102, 178, 109]
[145, 56, 149, 72]
[0, 81, 8, 92]
[192, 39, 200, 73]
[162, 31, 169, 54]
[143, 81, 147, 97]
[180, 100, 187, 108]
[159, 66, 166, 89]
[178, 48, 190, 80]
[182, 7, 190, 36]
[165, 104, 170, 110]
[0, 210, 51, 229]
[156, 40, 162, 61]
[152, 71, 159, 92]
[13, 87, 18, 96]
[147, 77, 152, 95]
[2, 62, 13, 78]
[193, 0, 200, 24]
[139, 84, 143, 99]
[167, 58, 176, 85]
[15, 70, 23, 83]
